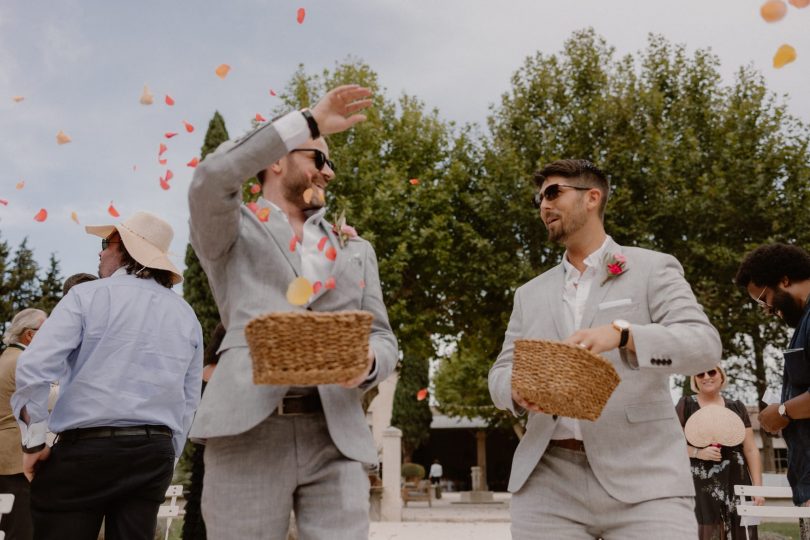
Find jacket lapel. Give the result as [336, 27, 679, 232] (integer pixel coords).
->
[579, 238, 624, 329]
[259, 200, 302, 277]
[547, 264, 568, 340]
[307, 218, 350, 305]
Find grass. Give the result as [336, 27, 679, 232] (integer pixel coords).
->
[760, 522, 801, 538]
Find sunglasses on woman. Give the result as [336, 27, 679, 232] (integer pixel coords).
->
[531, 184, 591, 209]
[290, 148, 336, 173]
[695, 369, 718, 379]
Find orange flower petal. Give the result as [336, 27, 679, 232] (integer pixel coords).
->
[108, 202, 120, 218]
[165, 132, 178, 139]
[160, 178, 171, 190]
[774, 44, 797, 68]
[761, 0, 788, 21]
[215, 64, 231, 79]
[325, 276, 336, 289]
[70, 211, 79, 224]
[269, 88, 277, 97]
[317, 237, 327, 252]
[56, 130, 72, 145]
[297, 7, 306, 23]
[246, 202, 259, 213]
[312, 280, 323, 294]
[34, 208, 48, 222]
[359, 279, 366, 289]
[250, 183, 261, 194]
[158, 158, 167, 165]
[12, 96, 24, 103]
[409, 178, 420, 185]
[183, 120, 194, 133]
[416, 388, 428, 401]
[165, 169, 174, 181]
[0, 199, 8, 206]
[286, 277, 313, 306]
[165, 95, 175, 106]
[790, 0, 810, 7]
[133, 165, 137, 171]
[15, 181, 25, 190]
[187, 157, 199, 168]
[159, 143, 168, 157]
[303, 188, 313, 204]
[139, 85, 154, 105]
[255, 113, 267, 122]
[325, 246, 337, 261]
[257, 207, 270, 222]
[289, 235, 298, 252]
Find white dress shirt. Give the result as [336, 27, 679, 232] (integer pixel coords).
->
[551, 236, 611, 441]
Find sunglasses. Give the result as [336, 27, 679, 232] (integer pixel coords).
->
[532, 184, 591, 209]
[754, 286, 776, 316]
[290, 148, 336, 173]
[101, 238, 120, 251]
[695, 369, 718, 379]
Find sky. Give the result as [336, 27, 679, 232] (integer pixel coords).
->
[1, 0, 808, 286]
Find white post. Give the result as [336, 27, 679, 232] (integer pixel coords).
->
[381, 426, 402, 522]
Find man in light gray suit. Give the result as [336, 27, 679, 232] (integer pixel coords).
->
[489, 159, 721, 539]
[188, 85, 398, 539]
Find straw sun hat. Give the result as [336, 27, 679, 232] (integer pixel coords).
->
[85, 211, 183, 284]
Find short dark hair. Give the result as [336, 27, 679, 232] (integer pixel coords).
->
[62, 273, 98, 295]
[533, 159, 610, 218]
[113, 232, 175, 289]
[735, 243, 810, 288]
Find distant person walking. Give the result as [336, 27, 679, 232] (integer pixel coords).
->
[429, 459, 443, 499]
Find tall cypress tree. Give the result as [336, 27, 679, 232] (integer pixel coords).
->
[6, 238, 40, 316]
[0, 232, 12, 336]
[34, 253, 63, 313]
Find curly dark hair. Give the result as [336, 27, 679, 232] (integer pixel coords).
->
[735, 243, 810, 288]
[533, 159, 610, 218]
[111, 232, 176, 289]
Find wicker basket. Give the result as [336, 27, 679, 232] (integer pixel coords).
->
[512, 340, 621, 421]
[684, 404, 746, 448]
[245, 310, 373, 385]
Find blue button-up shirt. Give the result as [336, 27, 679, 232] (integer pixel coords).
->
[12, 270, 203, 456]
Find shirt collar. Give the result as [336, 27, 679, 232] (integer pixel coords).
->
[562, 236, 612, 276]
[111, 267, 128, 277]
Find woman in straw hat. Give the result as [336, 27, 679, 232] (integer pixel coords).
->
[676, 366, 763, 539]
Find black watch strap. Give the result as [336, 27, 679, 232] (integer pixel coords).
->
[22, 442, 46, 454]
[618, 328, 629, 348]
[301, 109, 320, 139]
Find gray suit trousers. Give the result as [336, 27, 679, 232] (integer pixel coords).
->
[202, 413, 369, 540]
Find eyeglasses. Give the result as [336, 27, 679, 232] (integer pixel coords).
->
[290, 148, 336, 173]
[532, 184, 591, 208]
[754, 286, 776, 316]
[695, 369, 718, 379]
[101, 238, 120, 251]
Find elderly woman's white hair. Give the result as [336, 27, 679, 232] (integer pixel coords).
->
[690, 365, 728, 394]
[2, 308, 47, 346]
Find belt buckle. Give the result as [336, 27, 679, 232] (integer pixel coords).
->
[277, 396, 303, 416]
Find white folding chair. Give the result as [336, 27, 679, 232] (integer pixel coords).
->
[735, 484, 810, 540]
[0, 493, 15, 540]
[157, 485, 184, 540]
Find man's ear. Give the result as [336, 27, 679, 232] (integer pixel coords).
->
[269, 159, 283, 174]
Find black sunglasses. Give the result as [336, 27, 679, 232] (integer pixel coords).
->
[695, 369, 718, 379]
[531, 184, 591, 208]
[101, 238, 120, 251]
[290, 148, 336, 173]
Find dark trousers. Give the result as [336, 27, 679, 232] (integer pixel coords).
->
[30, 434, 174, 540]
[0, 473, 33, 540]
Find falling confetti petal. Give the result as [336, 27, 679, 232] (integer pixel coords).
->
[325, 276, 336, 289]
[34, 208, 48, 222]
[289, 235, 298, 252]
[761, 0, 788, 21]
[246, 201, 259, 213]
[165, 132, 178, 139]
[165, 95, 175, 106]
[257, 207, 270, 222]
[255, 113, 267, 122]
[70, 211, 79, 224]
[416, 388, 428, 401]
[140, 85, 154, 105]
[0, 199, 8, 206]
[325, 246, 337, 261]
[317, 237, 328, 252]
[774, 44, 797, 68]
[215, 64, 231, 79]
[159, 143, 168, 157]
[269, 88, 277, 97]
[12, 96, 24, 103]
[297, 7, 306, 23]
[312, 281, 323, 294]
[56, 130, 72, 145]
[789, 0, 810, 7]
[160, 177, 170, 190]
[250, 183, 261, 194]
[165, 169, 174, 181]
[409, 178, 420, 185]
[359, 279, 366, 289]
[158, 158, 167, 165]
[183, 121, 194, 133]
[303, 188, 314, 204]
[16, 181, 25, 190]
[286, 276, 312, 306]
[187, 157, 199, 168]
[133, 165, 138, 171]
[108, 202, 120, 218]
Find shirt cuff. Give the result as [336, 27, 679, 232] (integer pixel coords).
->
[273, 111, 313, 152]
[20, 420, 48, 449]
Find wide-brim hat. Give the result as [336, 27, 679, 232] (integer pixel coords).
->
[85, 211, 183, 285]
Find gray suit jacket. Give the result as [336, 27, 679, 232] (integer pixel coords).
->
[187, 120, 398, 464]
[489, 238, 721, 502]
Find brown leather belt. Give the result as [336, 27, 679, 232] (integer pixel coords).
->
[276, 394, 323, 416]
[549, 438, 585, 452]
[59, 425, 172, 442]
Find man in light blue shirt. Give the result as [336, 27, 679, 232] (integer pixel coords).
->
[12, 211, 203, 540]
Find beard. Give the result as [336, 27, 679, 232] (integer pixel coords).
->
[282, 162, 324, 211]
[546, 206, 588, 244]
[773, 289, 806, 328]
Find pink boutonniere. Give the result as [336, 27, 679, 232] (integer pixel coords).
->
[332, 209, 357, 248]
[601, 252, 628, 286]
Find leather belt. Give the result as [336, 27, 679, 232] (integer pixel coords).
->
[549, 438, 586, 452]
[58, 425, 172, 442]
[276, 394, 323, 416]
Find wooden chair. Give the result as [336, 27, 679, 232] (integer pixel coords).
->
[0, 493, 14, 540]
[401, 479, 432, 507]
[735, 484, 810, 540]
[157, 485, 184, 540]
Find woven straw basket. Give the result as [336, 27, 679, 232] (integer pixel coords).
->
[245, 310, 373, 385]
[684, 404, 746, 448]
[512, 340, 621, 421]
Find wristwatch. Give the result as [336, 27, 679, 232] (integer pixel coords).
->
[612, 319, 631, 348]
[779, 403, 791, 420]
[301, 108, 321, 139]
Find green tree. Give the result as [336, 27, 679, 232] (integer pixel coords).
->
[0, 232, 12, 336]
[34, 253, 63, 313]
[5, 238, 40, 317]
